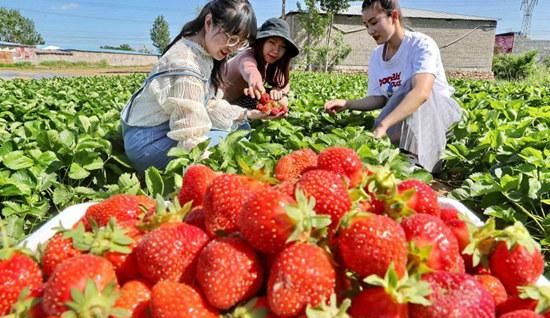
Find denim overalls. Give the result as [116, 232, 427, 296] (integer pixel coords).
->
[121, 67, 248, 173]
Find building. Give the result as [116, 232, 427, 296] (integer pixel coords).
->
[286, 6, 498, 77]
[495, 32, 550, 61]
[0, 41, 157, 66]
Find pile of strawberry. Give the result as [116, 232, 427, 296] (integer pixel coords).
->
[1, 146, 549, 318]
[256, 92, 288, 116]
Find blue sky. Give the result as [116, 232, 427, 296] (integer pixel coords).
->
[2, 0, 549, 51]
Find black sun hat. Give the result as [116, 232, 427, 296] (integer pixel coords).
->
[256, 18, 299, 58]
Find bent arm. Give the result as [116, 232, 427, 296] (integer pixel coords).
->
[376, 73, 434, 130]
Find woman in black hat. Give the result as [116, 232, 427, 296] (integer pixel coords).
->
[223, 17, 300, 109]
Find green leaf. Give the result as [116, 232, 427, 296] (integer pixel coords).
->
[145, 167, 164, 197]
[68, 163, 90, 180]
[3, 151, 34, 170]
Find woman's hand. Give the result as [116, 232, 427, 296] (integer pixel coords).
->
[270, 89, 285, 101]
[324, 99, 348, 114]
[373, 124, 388, 139]
[244, 72, 265, 100]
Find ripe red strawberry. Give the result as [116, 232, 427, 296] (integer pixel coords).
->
[439, 205, 472, 252]
[239, 187, 297, 254]
[135, 222, 209, 284]
[259, 92, 271, 104]
[184, 206, 206, 230]
[317, 146, 363, 188]
[178, 164, 217, 207]
[409, 271, 495, 318]
[114, 280, 151, 318]
[41, 254, 118, 317]
[349, 265, 431, 318]
[387, 179, 440, 218]
[489, 240, 544, 296]
[267, 243, 336, 317]
[401, 213, 464, 274]
[83, 194, 155, 229]
[500, 310, 544, 318]
[196, 237, 263, 310]
[41, 232, 82, 278]
[496, 286, 550, 317]
[296, 169, 351, 234]
[474, 274, 507, 307]
[275, 148, 318, 182]
[150, 280, 218, 318]
[0, 252, 43, 316]
[102, 221, 143, 284]
[203, 174, 265, 237]
[338, 212, 408, 278]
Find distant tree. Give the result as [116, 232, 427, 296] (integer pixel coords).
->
[100, 43, 135, 51]
[318, 0, 350, 71]
[150, 15, 170, 54]
[297, 0, 329, 71]
[0, 7, 45, 45]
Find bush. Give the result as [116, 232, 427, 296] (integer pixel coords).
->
[542, 55, 550, 68]
[492, 50, 537, 81]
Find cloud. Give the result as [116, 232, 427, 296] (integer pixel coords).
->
[59, 3, 79, 10]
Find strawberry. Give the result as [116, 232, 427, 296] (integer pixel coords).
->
[135, 222, 209, 284]
[203, 173, 265, 237]
[474, 274, 507, 307]
[386, 179, 441, 218]
[489, 240, 544, 296]
[239, 187, 296, 254]
[274, 148, 318, 182]
[349, 265, 431, 318]
[439, 205, 472, 252]
[296, 169, 351, 234]
[178, 164, 217, 207]
[41, 231, 82, 278]
[337, 212, 408, 278]
[259, 92, 271, 104]
[150, 280, 218, 318]
[0, 252, 43, 316]
[184, 206, 206, 230]
[317, 146, 363, 188]
[401, 213, 464, 274]
[83, 194, 155, 229]
[496, 286, 550, 317]
[114, 280, 151, 318]
[196, 237, 263, 310]
[101, 221, 142, 284]
[267, 243, 336, 318]
[500, 310, 544, 318]
[409, 271, 495, 318]
[41, 254, 119, 317]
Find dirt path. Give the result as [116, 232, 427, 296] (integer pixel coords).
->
[0, 66, 152, 80]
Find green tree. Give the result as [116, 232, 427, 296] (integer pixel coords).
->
[150, 15, 170, 54]
[319, 0, 350, 71]
[100, 43, 135, 51]
[0, 8, 44, 45]
[296, 0, 329, 71]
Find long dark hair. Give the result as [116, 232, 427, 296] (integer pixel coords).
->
[253, 38, 292, 89]
[163, 0, 257, 90]
[362, 0, 403, 23]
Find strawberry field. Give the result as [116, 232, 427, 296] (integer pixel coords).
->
[0, 72, 549, 316]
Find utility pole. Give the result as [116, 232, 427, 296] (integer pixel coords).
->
[282, 0, 287, 19]
[520, 0, 538, 38]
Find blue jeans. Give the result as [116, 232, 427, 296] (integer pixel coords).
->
[121, 121, 251, 173]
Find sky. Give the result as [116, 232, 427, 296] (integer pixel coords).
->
[1, 0, 549, 51]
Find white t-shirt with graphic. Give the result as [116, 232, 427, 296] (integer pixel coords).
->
[367, 31, 454, 98]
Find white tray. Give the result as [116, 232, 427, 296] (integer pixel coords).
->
[21, 198, 549, 286]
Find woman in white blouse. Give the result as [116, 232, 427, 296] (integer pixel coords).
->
[120, 0, 266, 172]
